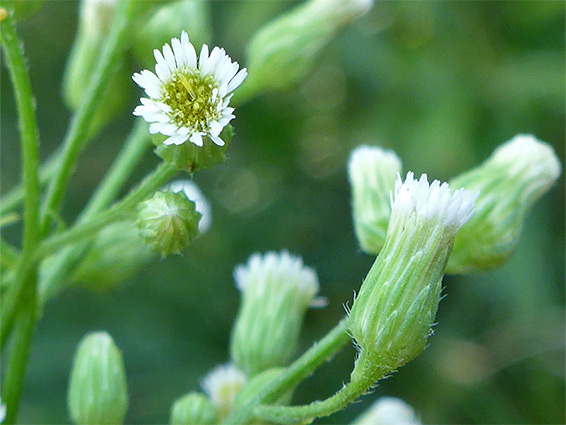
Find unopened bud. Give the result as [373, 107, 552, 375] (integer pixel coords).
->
[230, 251, 323, 376]
[349, 145, 402, 255]
[201, 363, 246, 420]
[170, 392, 217, 425]
[168, 180, 212, 233]
[446, 135, 561, 274]
[136, 191, 201, 257]
[243, 0, 373, 98]
[71, 221, 154, 290]
[352, 397, 421, 425]
[349, 173, 477, 384]
[68, 332, 128, 425]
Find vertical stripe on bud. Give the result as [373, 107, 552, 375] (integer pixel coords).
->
[349, 145, 402, 255]
[447, 134, 561, 273]
[243, 0, 373, 96]
[348, 173, 477, 383]
[230, 251, 323, 376]
[136, 191, 201, 257]
[352, 397, 421, 425]
[201, 363, 246, 420]
[170, 392, 217, 425]
[68, 332, 128, 425]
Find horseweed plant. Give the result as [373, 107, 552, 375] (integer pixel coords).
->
[0, 1, 561, 424]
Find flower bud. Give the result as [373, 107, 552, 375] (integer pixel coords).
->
[230, 251, 323, 376]
[201, 363, 246, 420]
[68, 332, 128, 425]
[170, 392, 217, 425]
[352, 397, 421, 425]
[348, 173, 477, 384]
[71, 221, 154, 290]
[243, 0, 373, 97]
[133, 0, 212, 69]
[233, 368, 292, 412]
[349, 145, 402, 255]
[168, 180, 212, 233]
[136, 191, 201, 257]
[447, 135, 561, 274]
[63, 0, 130, 138]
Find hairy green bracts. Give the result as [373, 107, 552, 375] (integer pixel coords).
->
[349, 173, 477, 384]
[447, 135, 561, 274]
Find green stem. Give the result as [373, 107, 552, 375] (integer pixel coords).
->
[38, 120, 151, 303]
[0, 238, 20, 269]
[222, 318, 351, 425]
[36, 163, 177, 260]
[1, 270, 37, 424]
[39, 0, 136, 236]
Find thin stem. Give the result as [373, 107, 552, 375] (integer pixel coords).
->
[38, 120, 151, 303]
[39, 0, 136, 236]
[222, 318, 351, 425]
[36, 163, 177, 260]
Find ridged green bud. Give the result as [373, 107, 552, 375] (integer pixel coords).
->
[168, 180, 212, 233]
[68, 332, 128, 425]
[136, 191, 201, 257]
[447, 134, 561, 274]
[71, 221, 154, 291]
[233, 368, 292, 412]
[63, 0, 130, 138]
[230, 251, 323, 376]
[349, 145, 403, 255]
[349, 173, 477, 384]
[201, 363, 246, 420]
[133, 0, 211, 69]
[243, 0, 373, 97]
[352, 397, 421, 425]
[170, 392, 217, 425]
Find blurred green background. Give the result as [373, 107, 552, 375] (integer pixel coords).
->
[1, 1, 564, 423]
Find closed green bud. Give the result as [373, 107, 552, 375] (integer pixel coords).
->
[243, 0, 373, 98]
[352, 397, 421, 425]
[349, 145, 402, 255]
[71, 221, 154, 291]
[133, 0, 211, 69]
[170, 392, 217, 425]
[63, 0, 130, 138]
[201, 363, 246, 420]
[68, 332, 128, 425]
[349, 173, 477, 384]
[230, 251, 323, 376]
[136, 191, 201, 257]
[447, 134, 561, 274]
[234, 368, 292, 412]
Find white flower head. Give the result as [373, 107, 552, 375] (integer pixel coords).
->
[168, 180, 212, 233]
[201, 363, 246, 415]
[353, 397, 421, 425]
[234, 250, 322, 307]
[133, 31, 247, 147]
[391, 172, 478, 231]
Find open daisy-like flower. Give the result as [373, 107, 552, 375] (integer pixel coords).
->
[133, 31, 247, 147]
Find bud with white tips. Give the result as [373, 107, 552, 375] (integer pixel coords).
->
[447, 134, 561, 274]
[201, 363, 246, 420]
[242, 0, 373, 99]
[349, 173, 477, 384]
[170, 392, 217, 425]
[230, 251, 323, 376]
[68, 332, 128, 425]
[352, 397, 421, 425]
[168, 180, 212, 233]
[349, 145, 402, 255]
[136, 191, 201, 257]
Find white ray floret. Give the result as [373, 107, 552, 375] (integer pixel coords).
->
[391, 172, 478, 230]
[133, 31, 247, 147]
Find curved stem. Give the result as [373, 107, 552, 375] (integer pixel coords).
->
[36, 162, 177, 260]
[222, 318, 351, 425]
[39, 0, 136, 236]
